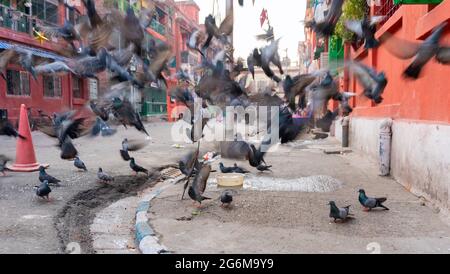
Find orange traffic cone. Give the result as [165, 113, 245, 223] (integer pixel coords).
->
[7, 104, 48, 172]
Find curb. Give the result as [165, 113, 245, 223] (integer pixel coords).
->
[135, 175, 185, 254]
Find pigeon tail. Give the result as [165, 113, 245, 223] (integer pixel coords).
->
[364, 37, 380, 49]
[404, 63, 422, 79]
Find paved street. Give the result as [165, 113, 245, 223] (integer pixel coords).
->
[1, 122, 449, 254]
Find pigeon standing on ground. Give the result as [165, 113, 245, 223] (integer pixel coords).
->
[0, 155, 11, 176]
[74, 156, 88, 171]
[34, 180, 52, 200]
[38, 166, 61, 186]
[358, 189, 389, 211]
[220, 190, 233, 207]
[130, 158, 148, 176]
[328, 201, 352, 222]
[97, 167, 114, 183]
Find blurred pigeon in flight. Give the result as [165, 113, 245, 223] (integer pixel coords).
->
[382, 22, 450, 79]
[345, 16, 385, 49]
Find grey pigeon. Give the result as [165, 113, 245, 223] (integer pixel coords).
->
[220, 190, 233, 207]
[0, 155, 11, 176]
[35, 180, 51, 200]
[0, 119, 26, 139]
[38, 166, 61, 186]
[257, 164, 272, 172]
[347, 61, 387, 104]
[382, 22, 450, 79]
[328, 201, 352, 222]
[130, 158, 148, 176]
[97, 167, 114, 183]
[188, 163, 212, 206]
[304, 0, 344, 37]
[345, 16, 385, 49]
[74, 156, 87, 171]
[358, 189, 389, 211]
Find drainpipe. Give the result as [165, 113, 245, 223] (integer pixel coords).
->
[341, 116, 350, 148]
[379, 118, 393, 176]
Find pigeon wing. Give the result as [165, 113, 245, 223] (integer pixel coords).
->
[380, 32, 421, 59]
[436, 47, 450, 64]
[345, 20, 364, 37]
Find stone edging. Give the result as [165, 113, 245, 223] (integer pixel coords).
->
[135, 175, 185, 254]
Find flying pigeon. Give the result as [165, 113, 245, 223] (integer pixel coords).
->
[358, 189, 389, 211]
[345, 16, 385, 49]
[347, 61, 387, 104]
[382, 21, 450, 79]
[188, 163, 212, 207]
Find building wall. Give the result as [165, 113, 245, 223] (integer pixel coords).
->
[0, 0, 88, 122]
[341, 1, 450, 212]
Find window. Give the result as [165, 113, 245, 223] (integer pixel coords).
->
[6, 70, 30, 96]
[72, 76, 83, 98]
[43, 75, 62, 97]
[66, 7, 80, 25]
[0, 0, 10, 7]
[32, 0, 59, 24]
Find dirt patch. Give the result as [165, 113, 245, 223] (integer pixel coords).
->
[54, 170, 161, 254]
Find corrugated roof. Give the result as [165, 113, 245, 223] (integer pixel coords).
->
[0, 40, 68, 62]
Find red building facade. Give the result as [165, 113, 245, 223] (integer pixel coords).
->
[0, 0, 89, 123]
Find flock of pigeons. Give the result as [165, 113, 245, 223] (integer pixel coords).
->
[0, 0, 448, 221]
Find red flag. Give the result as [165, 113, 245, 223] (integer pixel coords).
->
[260, 9, 267, 27]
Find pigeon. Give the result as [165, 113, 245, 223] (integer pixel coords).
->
[89, 100, 109, 121]
[34, 180, 52, 200]
[220, 190, 233, 207]
[180, 143, 201, 200]
[37, 20, 82, 50]
[91, 117, 117, 137]
[304, 0, 344, 37]
[358, 189, 389, 211]
[219, 163, 235, 173]
[34, 61, 76, 75]
[97, 167, 114, 183]
[328, 201, 352, 222]
[111, 97, 150, 136]
[347, 61, 387, 104]
[382, 22, 450, 79]
[256, 164, 272, 172]
[74, 156, 87, 172]
[345, 16, 385, 49]
[38, 166, 61, 186]
[0, 155, 11, 176]
[260, 38, 283, 82]
[187, 29, 206, 57]
[219, 163, 250, 174]
[0, 119, 26, 139]
[130, 158, 148, 176]
[188, 163, 212, 206]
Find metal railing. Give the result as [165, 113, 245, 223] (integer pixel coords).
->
[0, 4, 57, 37]
[375, 0, 401, 25]
[149, 19, 166, 36]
